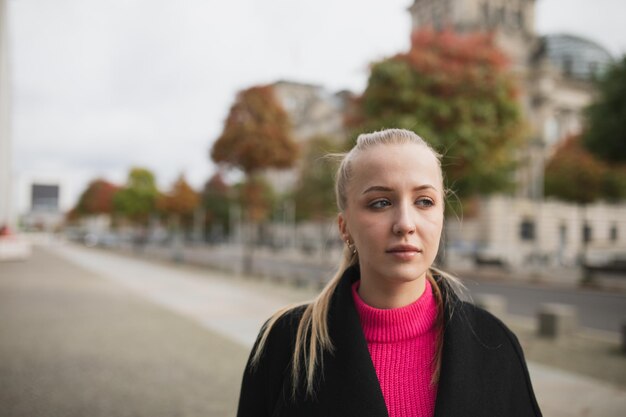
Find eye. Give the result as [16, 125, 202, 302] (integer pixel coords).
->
[368, 199, 391, 209]
[416, 197, 435, 208]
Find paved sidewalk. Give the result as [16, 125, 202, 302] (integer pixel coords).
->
[51, 242, 311, 348]
[3, 242, 626, 416]
[529, 364, 625, 417]
[0, 245, 249, 417]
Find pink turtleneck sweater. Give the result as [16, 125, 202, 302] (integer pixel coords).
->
[351, 279, 439, 417]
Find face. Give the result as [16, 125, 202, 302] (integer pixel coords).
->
[338, 142, 444, 287]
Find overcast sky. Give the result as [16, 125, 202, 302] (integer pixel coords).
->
[7, 0, 626, 211]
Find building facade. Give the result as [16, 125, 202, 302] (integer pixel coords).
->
[21, 183, 64, 231]
[409, 0, 536, 71]
[446, 195, 626, 272]
[264, 80, 349, 192]
[272, 80, 348, 144]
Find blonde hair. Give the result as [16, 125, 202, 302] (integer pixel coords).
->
[251, 128, 463, 398]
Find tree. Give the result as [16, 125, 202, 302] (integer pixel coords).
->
[114, 167, 159, 225]
[235, 176, 275, 224]
[602, 165, 626, 201]
[202, 171, 232, 242]
[210, 84, 298, 272]
[293, 135, 342, 221]
[211, 85, 298, 176]
[158, 174, 200, 232]
[351, 29, 524, 200]
[211, 83, 298, 226]
[545, 134, 626, 203]
[545, 135, 609, 204]
[292, 135, 344, 258]
[72, 179, 120, 217]
[225, 176, 277, 271]
[583, 55, 626, 163]
[544, 134, 624, 281]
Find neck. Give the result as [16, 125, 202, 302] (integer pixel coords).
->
[357, 273, 427, 309]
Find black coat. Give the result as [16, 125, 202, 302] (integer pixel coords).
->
[237, 266, 543, 417]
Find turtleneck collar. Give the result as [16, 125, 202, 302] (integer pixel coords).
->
[351, 278, 438, 343]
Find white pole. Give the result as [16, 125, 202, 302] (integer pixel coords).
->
[0, 0, 13, 229]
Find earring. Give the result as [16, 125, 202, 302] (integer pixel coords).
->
[345, 239, 357, 255]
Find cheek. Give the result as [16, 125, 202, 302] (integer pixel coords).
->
[350, 212, 388, 242]
[424, 213, 444, 240]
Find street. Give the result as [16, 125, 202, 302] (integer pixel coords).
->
[136, 243, 626, 334]
[461, 277, 626, 334]
[1, 242, 625, 417]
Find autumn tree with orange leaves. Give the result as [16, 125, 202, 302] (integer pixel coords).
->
[545, 135, 626, 203]
[211, 85, 297, 219]
[545, 134, 625, 278]
[70, 179, 120, 219]
[211, 85, 297, 271]
[211, 85, 297, 177]
[351, 29, 524, 200]
[158, 174, 200, 232]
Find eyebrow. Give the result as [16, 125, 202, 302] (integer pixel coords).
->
[362, 184, 438, 194]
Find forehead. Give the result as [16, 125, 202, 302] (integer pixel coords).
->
[348, 143, 442, 192]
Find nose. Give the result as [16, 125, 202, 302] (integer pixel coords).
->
[392, 202, 416, 236]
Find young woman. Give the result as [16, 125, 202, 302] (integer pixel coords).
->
[237, 129, 542, 417]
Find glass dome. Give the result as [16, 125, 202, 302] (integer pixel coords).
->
[542, 34, 614, 80]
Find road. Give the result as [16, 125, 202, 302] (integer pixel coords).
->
[141, 243, 626, 334]
[461, 277, 626, 334]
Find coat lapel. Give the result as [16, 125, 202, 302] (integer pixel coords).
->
[324, 266, 389, 416]
[433, 279, 486, 417]
[322, 269, 474, 417]
[277, 265, 389, 416]
[433, 301, 474, 416]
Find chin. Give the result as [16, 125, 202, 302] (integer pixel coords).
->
[384, 263, 429, 283]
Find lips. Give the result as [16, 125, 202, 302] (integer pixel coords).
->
[386, 244, 422, 254]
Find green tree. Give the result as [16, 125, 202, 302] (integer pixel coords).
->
[114, 167, 159, 225]
[583, 55, 626, 163]
[292, 135, 344, 259]
[293, 135, 342, 221]
[351, 29, 524, 200]
[202, 171, 232, 242]
[602, 165, 626, 201]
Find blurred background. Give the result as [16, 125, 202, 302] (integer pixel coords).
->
[1, 1, 625, 416]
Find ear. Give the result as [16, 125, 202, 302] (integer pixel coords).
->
[337, 212, 349, 241]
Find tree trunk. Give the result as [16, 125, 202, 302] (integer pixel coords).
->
[242, 222, 256, 275]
